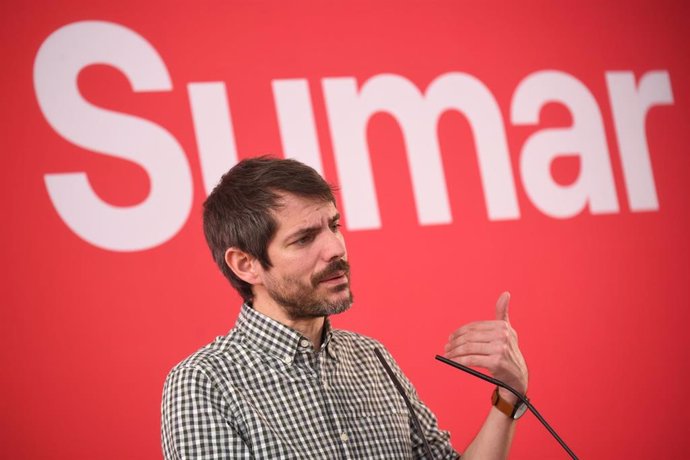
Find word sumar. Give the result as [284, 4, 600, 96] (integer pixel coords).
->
[34, 21, 674, 251]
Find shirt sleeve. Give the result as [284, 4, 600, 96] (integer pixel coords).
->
[161, 365, 251, 459]
[374, 344, 461, 460]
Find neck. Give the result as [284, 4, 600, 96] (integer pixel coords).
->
[251, 296, 326, 348]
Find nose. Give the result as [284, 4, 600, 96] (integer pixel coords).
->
[322, 228, 347, 262]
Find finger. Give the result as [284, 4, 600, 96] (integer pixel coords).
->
[495, 291, 511, 323]
[444, 329, 505, 352]
[445, 341, 501, 359]
[447, 354, 498, 370]
[449, 320, 509, 340]
[449, 319, 516, 342]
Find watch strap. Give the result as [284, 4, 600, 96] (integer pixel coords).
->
[491, 386, 525, 419]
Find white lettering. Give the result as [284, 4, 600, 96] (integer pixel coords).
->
[189, 82, 239, 194]
[606, 71, 673, 211]
[323, 73, 519, 229]
[272, 79, 325, 175]
[33, 20, 193, 251]
[427, 73, 519, 220]
[511, 71, 619, 218]
[34, 22, 675, 253]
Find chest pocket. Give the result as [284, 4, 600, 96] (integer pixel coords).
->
[336, 377, 414, 459]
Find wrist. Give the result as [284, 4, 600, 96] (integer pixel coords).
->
[498, 387, 521, 404]
[492, 386, 528, 420]
[497, 374, 527, 404]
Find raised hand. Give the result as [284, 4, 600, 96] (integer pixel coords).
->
[443, 292, 528, 400]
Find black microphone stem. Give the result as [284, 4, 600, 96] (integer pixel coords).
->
[435, 355, 578, 460]
[374, 348, 435, 459]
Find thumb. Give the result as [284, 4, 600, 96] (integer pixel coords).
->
[495, 291, 511, 322]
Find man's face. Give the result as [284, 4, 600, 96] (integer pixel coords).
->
[257, 192, 352, 319]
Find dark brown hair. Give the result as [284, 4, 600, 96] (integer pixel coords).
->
[202, 156, 336, 301]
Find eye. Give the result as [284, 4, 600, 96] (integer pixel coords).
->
[330, 222, 341, 232]
[294, 233, 315, 246]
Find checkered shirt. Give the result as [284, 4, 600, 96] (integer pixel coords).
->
[161, 304, 460, 459]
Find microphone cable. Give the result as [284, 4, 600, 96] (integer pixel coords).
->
[435, 355, 578, 460]
[373, 348, 435, 459]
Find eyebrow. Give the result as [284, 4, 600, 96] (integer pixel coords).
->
[286, 213, 341, 242]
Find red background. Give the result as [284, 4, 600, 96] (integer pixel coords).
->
[2, 1, 689, 458]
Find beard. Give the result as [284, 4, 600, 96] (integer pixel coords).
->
[264, 259, 353, 320]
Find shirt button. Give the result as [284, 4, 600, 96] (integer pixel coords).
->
[299, 339, 310, 348]
[340, 432, 349, 442]
[283, 356, 293, 364]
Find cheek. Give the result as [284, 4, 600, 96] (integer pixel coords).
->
[272, 253, 314, 281]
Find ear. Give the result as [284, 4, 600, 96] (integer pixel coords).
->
[224, 247, 262, 285]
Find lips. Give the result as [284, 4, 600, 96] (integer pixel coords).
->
[312, 259, 350, 286]
[319, 272, 347, 283]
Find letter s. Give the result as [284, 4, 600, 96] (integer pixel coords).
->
[33, 21, 193, 251]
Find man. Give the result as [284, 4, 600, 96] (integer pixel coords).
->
[161, 156, 528, 459]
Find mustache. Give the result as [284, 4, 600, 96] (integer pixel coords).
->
[311, 259, 350, 286]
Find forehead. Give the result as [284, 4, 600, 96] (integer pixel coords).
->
[272, 193, 337, 233]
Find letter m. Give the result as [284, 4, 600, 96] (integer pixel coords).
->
[322, 73, 519, 230]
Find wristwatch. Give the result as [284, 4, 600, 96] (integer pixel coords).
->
[491, 386, 528, 420]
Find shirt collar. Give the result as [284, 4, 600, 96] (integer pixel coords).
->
[322, 319, 338, 360]
[236, 303, 337, 364]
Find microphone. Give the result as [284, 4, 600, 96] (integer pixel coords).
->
[373, 348, 434, 459]
[435, 355, 578, 460]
